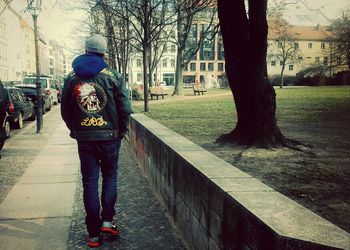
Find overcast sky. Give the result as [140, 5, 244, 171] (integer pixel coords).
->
[12, 0, 350, 51]
[277, 0, 350, 25]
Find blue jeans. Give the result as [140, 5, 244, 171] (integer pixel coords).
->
[77, 140, 121, 237]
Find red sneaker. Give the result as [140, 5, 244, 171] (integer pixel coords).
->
[87, 236, 101, 248]
[101, 221, 121, 235]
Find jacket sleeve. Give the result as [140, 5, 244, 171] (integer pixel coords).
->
[60, 77, 73, 131]
[113, 73, 132, 135]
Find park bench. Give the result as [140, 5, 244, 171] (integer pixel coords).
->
[149, 86, 168, 100]
[193, 84, 207, 95]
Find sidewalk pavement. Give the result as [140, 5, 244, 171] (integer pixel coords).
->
[0, 106, 185, 250]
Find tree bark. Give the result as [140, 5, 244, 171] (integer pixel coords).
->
[280, 66, 285, 88]
[173, 47, 184, 95]
[143, 45, 150, 112]
[103, 8, 117, 69]
[217, 0, 286, 148]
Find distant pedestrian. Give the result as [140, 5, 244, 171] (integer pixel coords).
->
[61, 34, 132, 248]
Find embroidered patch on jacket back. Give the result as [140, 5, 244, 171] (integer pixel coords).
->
[73, 82, 107, 113]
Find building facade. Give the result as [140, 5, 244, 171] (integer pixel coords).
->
[0, 5, 70, 85]
[267, 25, 346, 79]
[128, 6, 226, 88]
[182, 19, 226, 88]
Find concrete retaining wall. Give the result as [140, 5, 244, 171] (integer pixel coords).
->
[130, 113, 350, 250]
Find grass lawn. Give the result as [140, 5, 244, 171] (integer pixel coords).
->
[132, 85, 350, 233]
[133, 86, 350, 143]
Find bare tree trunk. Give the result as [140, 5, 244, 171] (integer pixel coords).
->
[280, 66, 285, 88]
[173, 47, 184, 95]
[148, 46, 153, 87]
[103, 7, 117, 69]
[217, 0, 286, 148]
[143, 45, 150, 112]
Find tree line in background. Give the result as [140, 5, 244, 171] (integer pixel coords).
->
[75, 0, 349, 148]
[77, 0, 217, 112]
[77, 0, 350, 93]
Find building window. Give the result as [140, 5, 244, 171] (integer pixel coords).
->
[183, 75, 195, 84]
[280, 61, 283, 66]
[170, 31, 176, 39]
[208, 62, 214, 71]
[200, 63, 206, 71]
[171, 59, 175, 67]
[200, 24, 215, 60]
[49, 59, 54, 65]
[50, 68, 54, 74]
[308, 43, 312, 48]
[217, 33, 225, 60]
[294, 43, 299, 48]
[163, 45, 168, 53]
[136, 58, 142, 67]
[298, 57, 303, 60]
[323, 57, 328, 65]
[137, 73, 142, 82]
[190, 63, 196, 71]
[170, 45, 176, 52]
[271, 61, 276, 66]
[315, 57, 320, 62]
[289, 65, 294, 71]
[162, 59, 167, 67]
[218, 63, 224, 71]
[336, 57, 341, 65]
[163, 73, 175, 85]
[278, 42, 282, 48]
[321, 43, 325, 49]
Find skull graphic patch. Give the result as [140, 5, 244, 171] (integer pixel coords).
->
[73, 82, 107, 113]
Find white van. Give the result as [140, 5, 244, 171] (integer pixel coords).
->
[22, 76, 59, 105]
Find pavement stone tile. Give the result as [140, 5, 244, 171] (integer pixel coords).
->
[0, 218, 71, 250]
[67, 141, 186, 249]
[1, 106, 186, 249]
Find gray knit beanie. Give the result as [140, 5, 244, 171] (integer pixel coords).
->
[85, 34, 107, 54]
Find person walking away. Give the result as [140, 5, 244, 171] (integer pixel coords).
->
[61, 34, 132, 248]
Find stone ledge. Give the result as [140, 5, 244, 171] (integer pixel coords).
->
[130, 113, 350, 250]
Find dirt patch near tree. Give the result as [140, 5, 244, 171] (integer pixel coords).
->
[134, 87, 350, 233]
[198, 119, 350, 233]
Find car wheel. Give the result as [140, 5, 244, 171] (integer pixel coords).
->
[29, 111, 36, 121]
[4, 120, 11, 138]
[15, 113, 23, 129]
[47, 100, 52, 111]
[0, 138, 4, 151]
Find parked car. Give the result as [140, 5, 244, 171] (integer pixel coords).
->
[3, 85, 34, 129]
[22, 76, 60, 105]
[16, 84, 52, 114]
[0, 81, 11, 152]
[1, 111, 10, 138]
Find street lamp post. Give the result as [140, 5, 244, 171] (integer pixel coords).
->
[27, 0, 43, 133]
